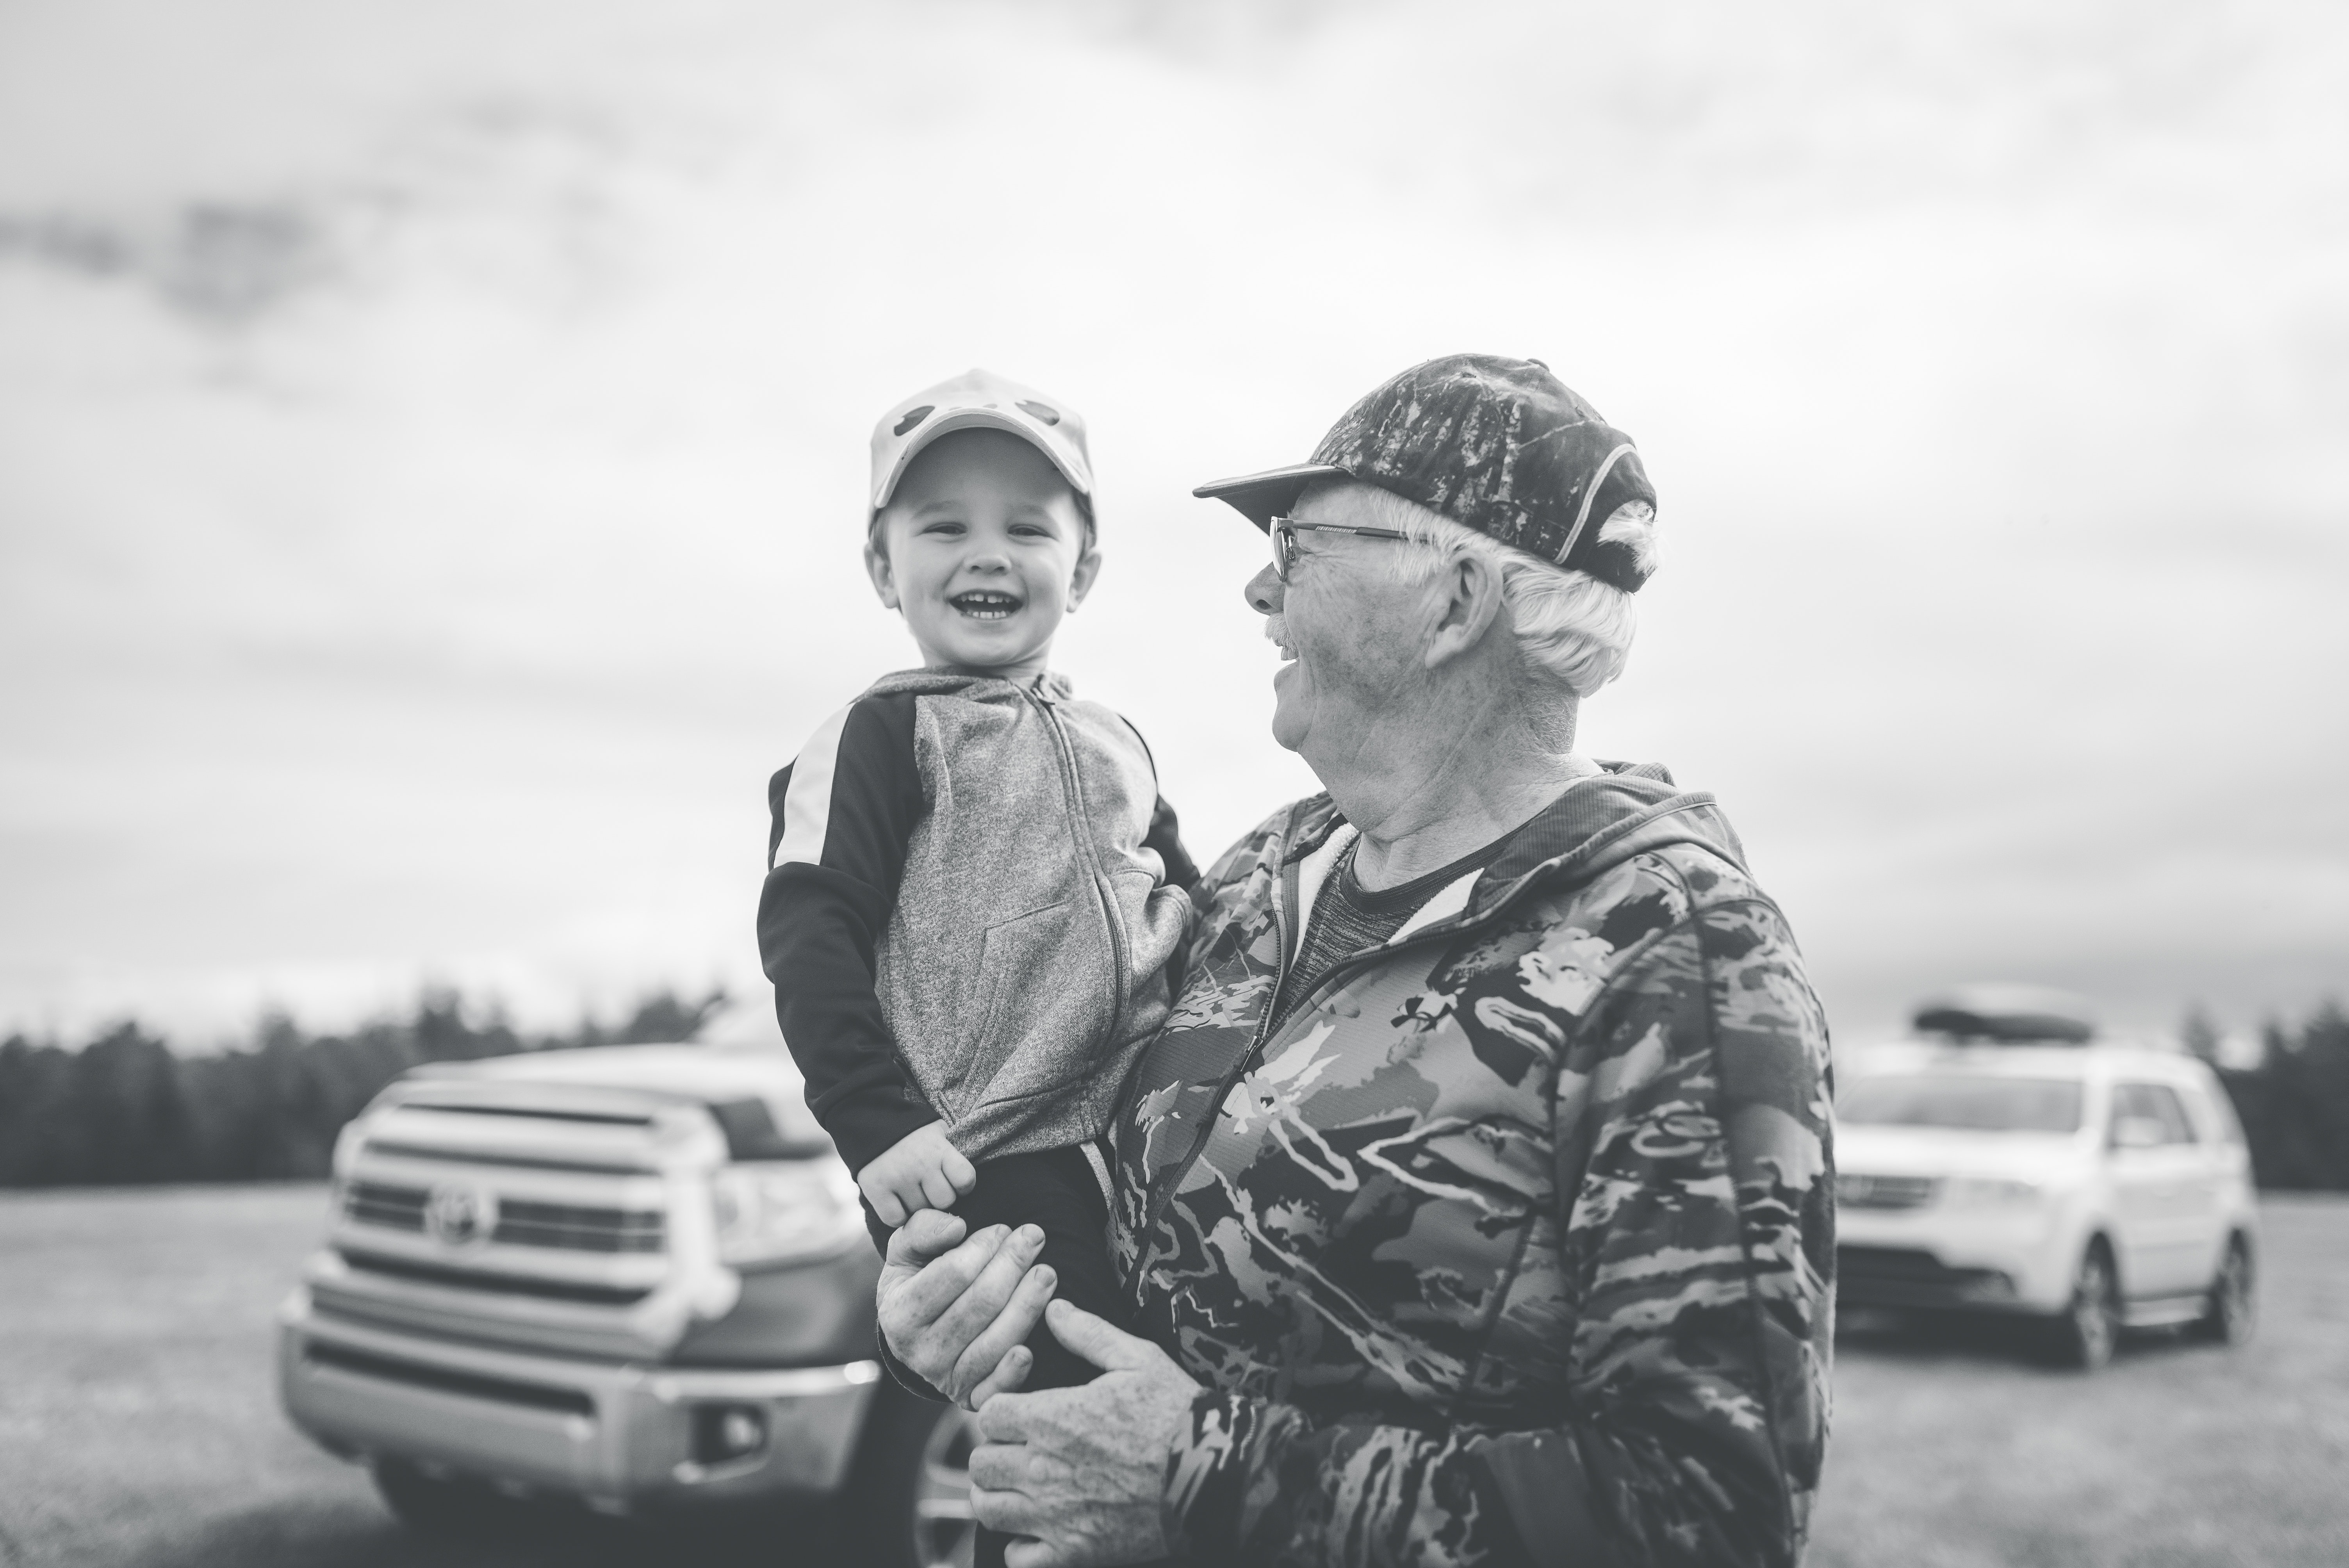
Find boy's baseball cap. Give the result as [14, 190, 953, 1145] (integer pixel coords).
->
[869, 369, 1094, 513]
[1193, 353, 1660, 593]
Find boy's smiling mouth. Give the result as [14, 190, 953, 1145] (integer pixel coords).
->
[950, 589, 1024, 620]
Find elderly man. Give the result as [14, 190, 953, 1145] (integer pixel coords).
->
[879, 355, 1835, 1568]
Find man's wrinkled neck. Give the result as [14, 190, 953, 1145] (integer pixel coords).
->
[1315, 677, 1588, 891]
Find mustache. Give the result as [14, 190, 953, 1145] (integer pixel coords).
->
[1263, 613, 1289, 647]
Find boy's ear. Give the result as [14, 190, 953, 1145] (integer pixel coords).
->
[864, 532, 901, 610]
[1065, 542, 1103, 612]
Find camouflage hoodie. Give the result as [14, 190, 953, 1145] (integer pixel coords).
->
[1112, 764, 1835, 1568]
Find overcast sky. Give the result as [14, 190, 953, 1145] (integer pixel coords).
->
[2, 0, 2344, 1049]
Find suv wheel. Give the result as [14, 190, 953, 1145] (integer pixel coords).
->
[2050, 1241, 2121, 1371]
[2194, 1234, 2256, 1346]
[371, 1458, 529, 1541]
[843, 1380, 977, 1568]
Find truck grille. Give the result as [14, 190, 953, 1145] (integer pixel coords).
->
[312, 1080, 708, 1361]
[1836, 1172, 1940, 1210]
[343, 1181, 666, 1254]
[337, 1247, 655, 1306]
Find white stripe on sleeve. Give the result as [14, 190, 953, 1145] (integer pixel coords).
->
[773, 702, 855, 871]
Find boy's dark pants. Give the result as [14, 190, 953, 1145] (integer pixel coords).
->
[863, 1143, 1131, 1568]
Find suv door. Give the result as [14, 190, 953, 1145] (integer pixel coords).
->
[2106, 1081, 2212, 1299]
[2171, 1075, 2244, 1285]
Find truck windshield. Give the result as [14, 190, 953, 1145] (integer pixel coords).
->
[1840, 1073, 2083, 1133]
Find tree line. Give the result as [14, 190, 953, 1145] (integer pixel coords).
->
[2202, 1001, 2349, 1191]
[0, 988, 726, 1188]
[2, 991, 2343, 1191]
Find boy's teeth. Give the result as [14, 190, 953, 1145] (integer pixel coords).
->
[952, 590, 1020, 620]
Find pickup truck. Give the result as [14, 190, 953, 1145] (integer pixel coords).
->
[276, 1005, 971, 1566]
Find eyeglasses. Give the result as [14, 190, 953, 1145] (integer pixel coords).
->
[1269, 516, 1408, 582]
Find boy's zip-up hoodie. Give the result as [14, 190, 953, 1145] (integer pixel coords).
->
[758, 669, 1196, 1172]
[1107, 764, 1836, 1567]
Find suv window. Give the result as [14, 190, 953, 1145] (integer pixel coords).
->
[2196, 1082, 2248, 1146]
[1839, 1073, 2084, 1133]
[2110, 1082, 2199, 1146]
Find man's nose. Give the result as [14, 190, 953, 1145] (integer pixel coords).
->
[1244, 562, 1283, 615]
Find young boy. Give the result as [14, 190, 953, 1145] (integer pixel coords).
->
[757, 369, 1196, 1398]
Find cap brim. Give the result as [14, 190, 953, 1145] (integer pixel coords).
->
[873, 408, 1093, 511]
[1191, 463, 1348, 532]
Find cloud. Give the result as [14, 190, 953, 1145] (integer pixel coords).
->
[0, 202, 336, 324]
[0, 0, 2344, 1046]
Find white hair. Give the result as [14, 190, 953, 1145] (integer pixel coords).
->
[1314, 482, 1648, 698]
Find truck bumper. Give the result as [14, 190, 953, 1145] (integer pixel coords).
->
[278, 1288, 880, 1510]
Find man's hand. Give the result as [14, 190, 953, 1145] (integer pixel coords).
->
[878, 1210, 1059, 1409]
[969, 1299, 1201, 1568]
[857, 1121, 978, 1228]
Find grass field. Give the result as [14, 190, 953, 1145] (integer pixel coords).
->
[2, 1185, 2345, 1568]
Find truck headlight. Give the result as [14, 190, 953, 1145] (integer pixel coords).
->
[709, 1160, 864, 1267]
[1943, 1177, 2046, 1207]
[330, 1115, 370, 1181]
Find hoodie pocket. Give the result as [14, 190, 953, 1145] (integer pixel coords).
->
[948, 900, 1081, 1109]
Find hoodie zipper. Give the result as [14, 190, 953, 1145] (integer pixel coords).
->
[1025, 684, 1133, 1058]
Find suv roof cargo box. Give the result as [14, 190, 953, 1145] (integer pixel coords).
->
[1912, 984, 2096, 1044]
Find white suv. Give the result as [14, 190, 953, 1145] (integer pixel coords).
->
[1835, 1038, 2257, 1368]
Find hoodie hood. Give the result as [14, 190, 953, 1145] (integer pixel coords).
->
[1471, 761, 1747, 915]
[1282, 760, 1746, 925]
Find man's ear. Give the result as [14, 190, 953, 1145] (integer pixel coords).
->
[1065, 543, 1103, 612]
[864, 533, 900, 610]
[1422, 549, 1506, 670]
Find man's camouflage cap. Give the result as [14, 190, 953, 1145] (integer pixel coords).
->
[1194, 353, 1660, 593]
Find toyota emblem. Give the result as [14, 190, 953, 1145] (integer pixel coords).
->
[423, 1182, 498, 1246]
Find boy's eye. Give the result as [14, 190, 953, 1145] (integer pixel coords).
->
[920, 520, 966, 536]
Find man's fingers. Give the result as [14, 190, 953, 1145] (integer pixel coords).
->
[881, 1221, 1009, 1357]
[891, 1222, 1005, 1308]
[1043, 1297, 1163, 1374]
[977, 1385, 1075, 1443]
[924, 1223, 1045, 1363]
[964, 1343, 1032, 1409]
[966, 1440, 1030, 1491]
[882, 1222, 1041, 1388]
[947, 1260, 1055, 1404]
[881, 1209, 967, 1275]
[1002, 1538, 1067, 1568]
[969, 1482, 1041, 1541]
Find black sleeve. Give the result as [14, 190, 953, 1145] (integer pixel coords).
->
[1144, 793, 1201, 897]
[756, 693, 937, 1173]
[1116, 715, 1201, 896]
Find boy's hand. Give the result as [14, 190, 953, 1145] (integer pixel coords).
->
[858, 1122, 978, 1228]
